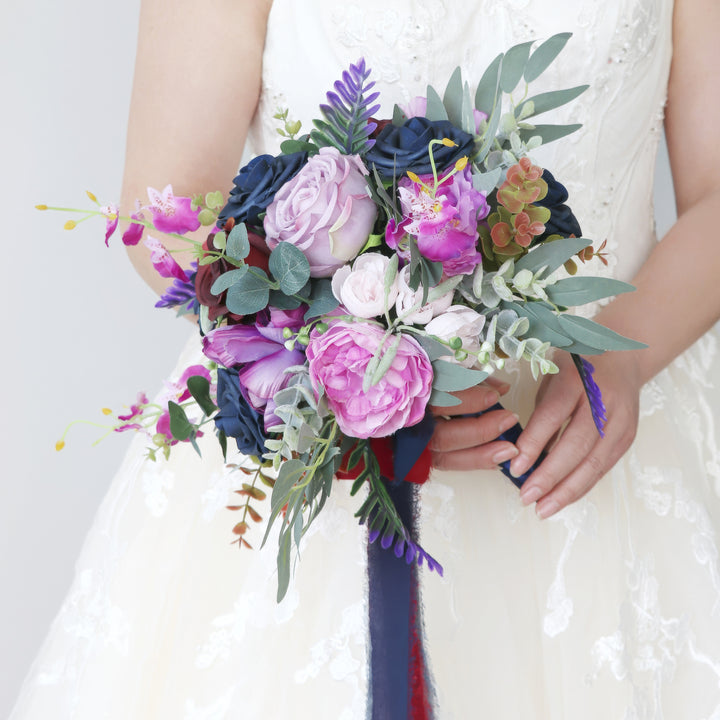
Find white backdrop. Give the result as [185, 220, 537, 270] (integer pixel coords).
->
[0, 2, 679, 716]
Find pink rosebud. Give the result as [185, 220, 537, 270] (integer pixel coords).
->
[425, 306, 485, 368]
[264, 147, 377, 277]
[147, 184, 201, 235]
[144, 236, 189, 282]
[306, 321, 433, 438]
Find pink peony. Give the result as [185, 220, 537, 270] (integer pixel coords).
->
[263, 147, 377, 277]
[306, 321, 433, 438]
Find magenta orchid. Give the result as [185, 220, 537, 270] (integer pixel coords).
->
[100, 203, 119, 246]
[147, 184, 201, 235]
[144, 236, 190, 282]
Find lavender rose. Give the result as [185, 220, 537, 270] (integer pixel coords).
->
[263, 147, 377, 277]
[306, 321, 433, 438]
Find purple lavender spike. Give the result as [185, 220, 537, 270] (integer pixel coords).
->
[368, 528, 381, 544]
[405, 542, 417, 564]
[571, 353, 608, 436]
[381, 532, 394, 550]
[155, 262, 197, 312]
[394, 538, 406, 559]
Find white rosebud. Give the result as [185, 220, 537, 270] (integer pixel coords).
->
[394, 266, 453, 325]
[424, 305, 486, 368]
[331, 253, 399, 319]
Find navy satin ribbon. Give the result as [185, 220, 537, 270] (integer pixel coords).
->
[366, 404, 541, 718]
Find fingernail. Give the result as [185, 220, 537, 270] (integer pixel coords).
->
[536, 500, 560, 520]
[509, 454, 530, 478]
[499, 413, 520, 433]
[520, 486, 542, 506]
[483, 391, 501, 410]
[496, 382, 511, 395]
[492, 446, 518, 464]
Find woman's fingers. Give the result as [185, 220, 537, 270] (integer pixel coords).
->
[432, 440, 519, 471]
[430, 409, 519, 452]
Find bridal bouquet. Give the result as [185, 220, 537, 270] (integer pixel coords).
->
[47, 33, 642, 601]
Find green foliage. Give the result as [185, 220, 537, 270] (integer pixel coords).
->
[431, 359, 489, 392]
[515, 86, 589, 120]
[225, 268, 270, 315]
[499, 40, 534, 93]
[269, 241, 311, 295]
[226, 223, 250, 261]
[524, 33, 572, 83]
[515, 236, 592, 276]
[210, 266, 248, 296]
[545, 277, 635, 307]
[474, 53, 503, 116]
[424, 84, 448, 122]
[558, 315, 648, 352]
[167, 401, 194, 442]
[304, 279, 340, 320]
[186, 375, 217, 416]
[517, 123, 582, 146]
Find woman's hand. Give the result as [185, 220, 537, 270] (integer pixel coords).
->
[429, 379, 520, 471]
[510, 351, 642, 518]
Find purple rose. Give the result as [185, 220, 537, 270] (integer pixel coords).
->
[306, 321, 433, 438]
[263, 147, 377, 277]
[217, 152, 308, 228]
[202, 307, 306, 429]
[365, 117, 474, 180]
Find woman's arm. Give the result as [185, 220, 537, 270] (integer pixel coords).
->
[122, 0, 273, 294]
[510, 0, 720, 518]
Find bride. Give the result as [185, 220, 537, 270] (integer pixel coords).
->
[11, 0, 720, 717]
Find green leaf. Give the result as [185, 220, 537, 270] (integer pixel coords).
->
[276, 529, 292, 602]
[443, 67, 464, 127]
[515, 236, 592, 276]
[518, 123, 582, 146]
[186, 375, 217, 416]
[502, 300, 572, 348]
[210, 265, 248, 296]
[392, 103, 408, 127]
[475, 94, 504, 163]
[167, 401, 194, 441]
[383, 254, 399, 310]
[304, 279, 340, 320]
[269, 290, 303, 310]
[425, 84, 449, 121]
[432, 359, 489, 392]
[226, 223, 250, 261]
[415, 334, 453, 361]
[205, 190, 224, 209]
[515, 85, 589, 119]
[472, 168, 502, 193]
[225, 268, 270, 315]
[218, 430, 228, 461]
[360, 233, 384, 254]
[280, 138, 317, 155]
[371, 335, 401, 386]
[475, 52, 503, 115]
[269, 241, 311, 295]
[557, 315, 648, 351]
[546, 277, 636, 307]
[197, 209, 216, 226]
[429, 389, 462, 408]
[524, 33, 572, 83]
[500, 40, 534, 93]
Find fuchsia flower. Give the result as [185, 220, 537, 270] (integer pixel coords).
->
[201, 307, 307, 430]
[144, 236, 190, 282]
[122, 211, 145, 246]
[146, 184, 201, 235]
[114, 391, 150, 433]
[386, 166, 488, 276]
[306, 321, 433, 438]
[155, 365, 212, 442]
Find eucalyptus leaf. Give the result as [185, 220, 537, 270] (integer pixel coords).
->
[461, 80, 476, 135]
[501, 300, 572, 348]
[270, 458, 307, 515]
[518, 123, 582, 146]
[557, 315, 648, 351]
[415, 333, 453, 362]
[304, 279, 340, 320]
[280, 139, 317, 155]
[210, 265, 248, 296]
[515, 85, 589, 119]
[443, 66, 464, 127]
[371, 335, 401, 386]
[269, 290, 303, 310]
[432, 360, 489, 392]
[276, 529, 292, 602]
[269, 241, 311, 295]
[546, 277, 635, 306]
[515, 236, 591, 276]
[186, 375, 217, 416]
[167, 401, 193, 441]
[392, 103, 408, 127]
[500, 40, 534, 93]
[474, 53, 503, 115]
[472, 167, 503, 193]
[429, 389, 463, 408]
[225, 268, 270, 315]
[476, 95, 504, 163]
[226, 223, 250, 261]
[425, 84, 449, 121]
[524, 32, 572, 83]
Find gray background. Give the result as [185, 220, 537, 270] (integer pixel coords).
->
[0, 1, 678, 716]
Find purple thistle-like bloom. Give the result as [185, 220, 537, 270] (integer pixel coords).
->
[155, 263, 198, 314]
[572, 353, 608, 437]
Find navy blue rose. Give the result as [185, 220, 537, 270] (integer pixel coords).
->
[535, 169, 582, 240]
[217, 151, 307, 227]
[214, 367, 267, 457]
[365, 117, 474, 180]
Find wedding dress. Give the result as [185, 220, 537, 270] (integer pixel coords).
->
[11, 0, 720, 718]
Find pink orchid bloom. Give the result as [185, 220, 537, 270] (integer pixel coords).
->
[147, 184, 201, 235]
[144, 236, 189, 282]
[100, 204, 119, 246]
[155, 365, 213, 442]
[122, 210, 145, 246]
